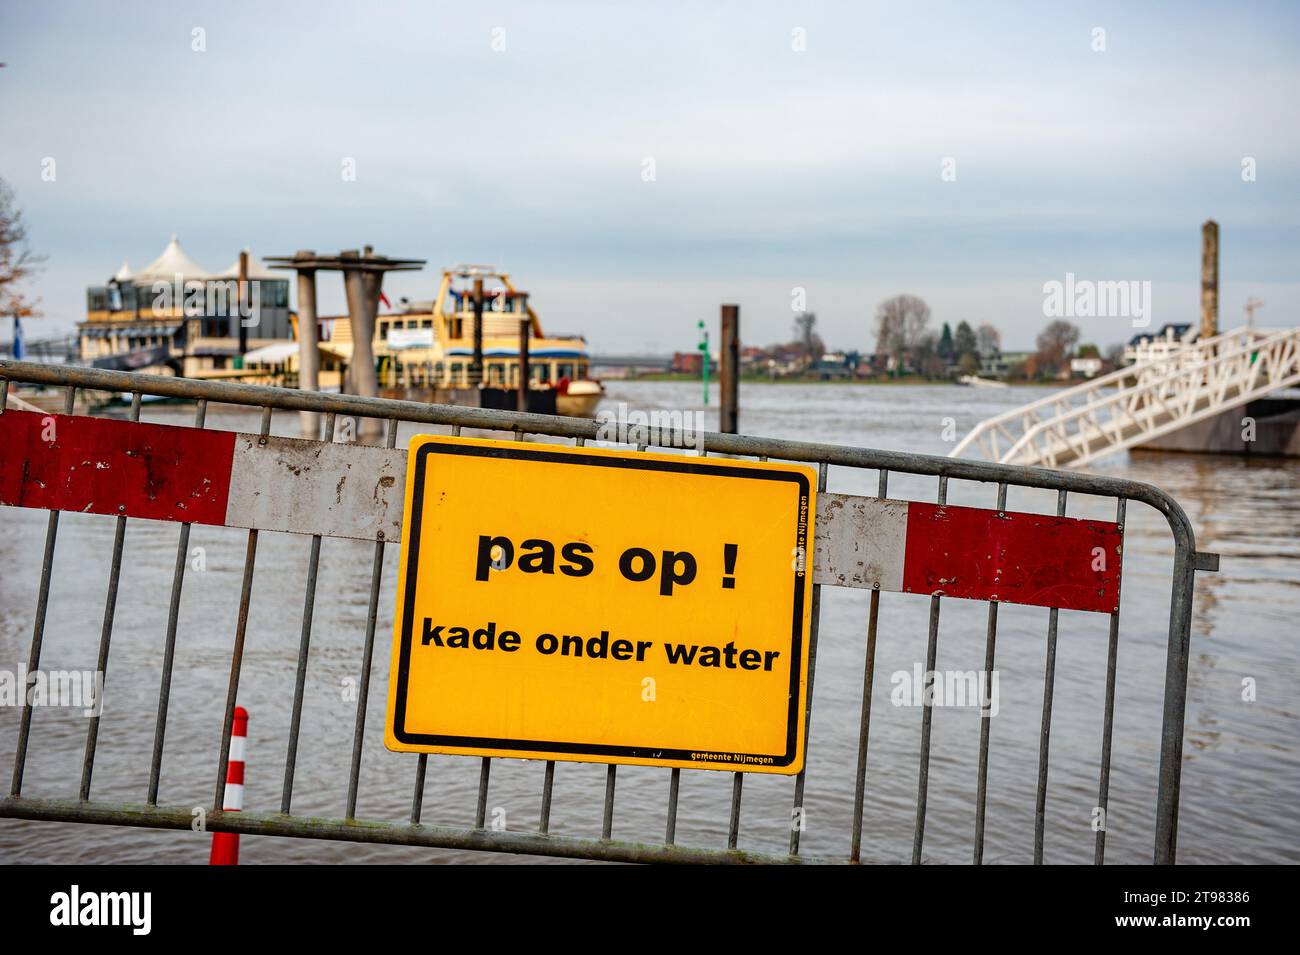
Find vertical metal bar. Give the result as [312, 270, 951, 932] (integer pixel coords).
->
[789, 461, 828, 856]
[974, 481, 1008, 864]
[346, 418, 398, 820]
[665, 768, 680, 845]
[912, 474, 948, 864]
[78, 393, 140, 800]
[148, 399, 207, 805]
[412, 425, 436, 827]
[475, 757, 491, 828]
[10, 386, 75, 797]
[1095, 497, 1126, 864]
[0, 377, 8, 411]
[539, 761, 555, 834]
[727, 772, 743, 849]
[79, 515, 126, 800]
[850, 468, 889, 863]
[1034, 489, 1068, 864]
[410, 755, 428, 824]
[1155, 528, 1196, 865]
[214, 409, 272, 812]
[602, 764, 617, 839]
[281, 413, 336, 814]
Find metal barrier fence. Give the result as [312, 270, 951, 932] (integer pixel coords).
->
[0, 358, 1213, 864]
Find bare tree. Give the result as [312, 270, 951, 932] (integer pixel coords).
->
[874, 294, 930, 368]
[975, 322, 1001, 356]
[793, 311, 823, 365]
[1035, 319, 1080, 377]
[0, 178, 43, 318]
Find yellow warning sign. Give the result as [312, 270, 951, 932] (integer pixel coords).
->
[384, 435, 816, 774]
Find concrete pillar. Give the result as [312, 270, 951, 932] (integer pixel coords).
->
[720, 304, 739, 434]
[295, 251, 320, 437]
[1201, 220, 1219, 341]
[342, 250, 382, 442]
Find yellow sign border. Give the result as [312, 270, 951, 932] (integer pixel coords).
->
[385, 435, 816, 774]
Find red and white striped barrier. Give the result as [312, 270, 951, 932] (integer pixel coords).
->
[812, 493, 1121, 613]
[0, 410, 1121, 614]
[0, 410, 404, 542]
[209, 705, 248, 866]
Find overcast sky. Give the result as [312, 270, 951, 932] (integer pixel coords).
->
[2, 0, 1297, 352]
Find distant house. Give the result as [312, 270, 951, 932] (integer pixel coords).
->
[1124, 323, 1195, 365]
[1127, 323, 1192, 348]
[982, 350, 1034, 382]
[672, 351, 713, 375]
[980, 350, 1032, 378]
[808, 352, 852, 379]
[856, 352, 889, 376]
[739, 345, 768, 370]
[978, 352, 1006, 378]
[1070, 356, 1103, 378]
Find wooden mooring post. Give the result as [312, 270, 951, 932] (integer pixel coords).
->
[720, 304, 739, 434]
[1201, 219, 1219, 341]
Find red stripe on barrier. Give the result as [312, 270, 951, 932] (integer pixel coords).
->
[902, 502, 1122, 614]
[226, 763, 244, 785]
[0, 410, 236, 526]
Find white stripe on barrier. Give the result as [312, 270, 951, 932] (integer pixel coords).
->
[222, 783, 244, 812]
[812, 493, 909, 591]
[228, 736, 246, 762]
[224, 433, 406, 543]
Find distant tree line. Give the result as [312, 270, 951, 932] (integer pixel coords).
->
[872, 293, 1000, 378]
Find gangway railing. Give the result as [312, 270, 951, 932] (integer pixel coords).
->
[0, 358, 1215, 864]
[951, 326, 1300, 468]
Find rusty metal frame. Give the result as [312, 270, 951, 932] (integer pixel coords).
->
[0, 359, 1207, 864]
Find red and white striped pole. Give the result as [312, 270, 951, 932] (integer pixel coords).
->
[209, 705, 248, 866]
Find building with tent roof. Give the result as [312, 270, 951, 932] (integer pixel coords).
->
[81, 235, 294, 378]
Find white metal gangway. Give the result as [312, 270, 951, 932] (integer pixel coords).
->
[950, 326, 1300, 468]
